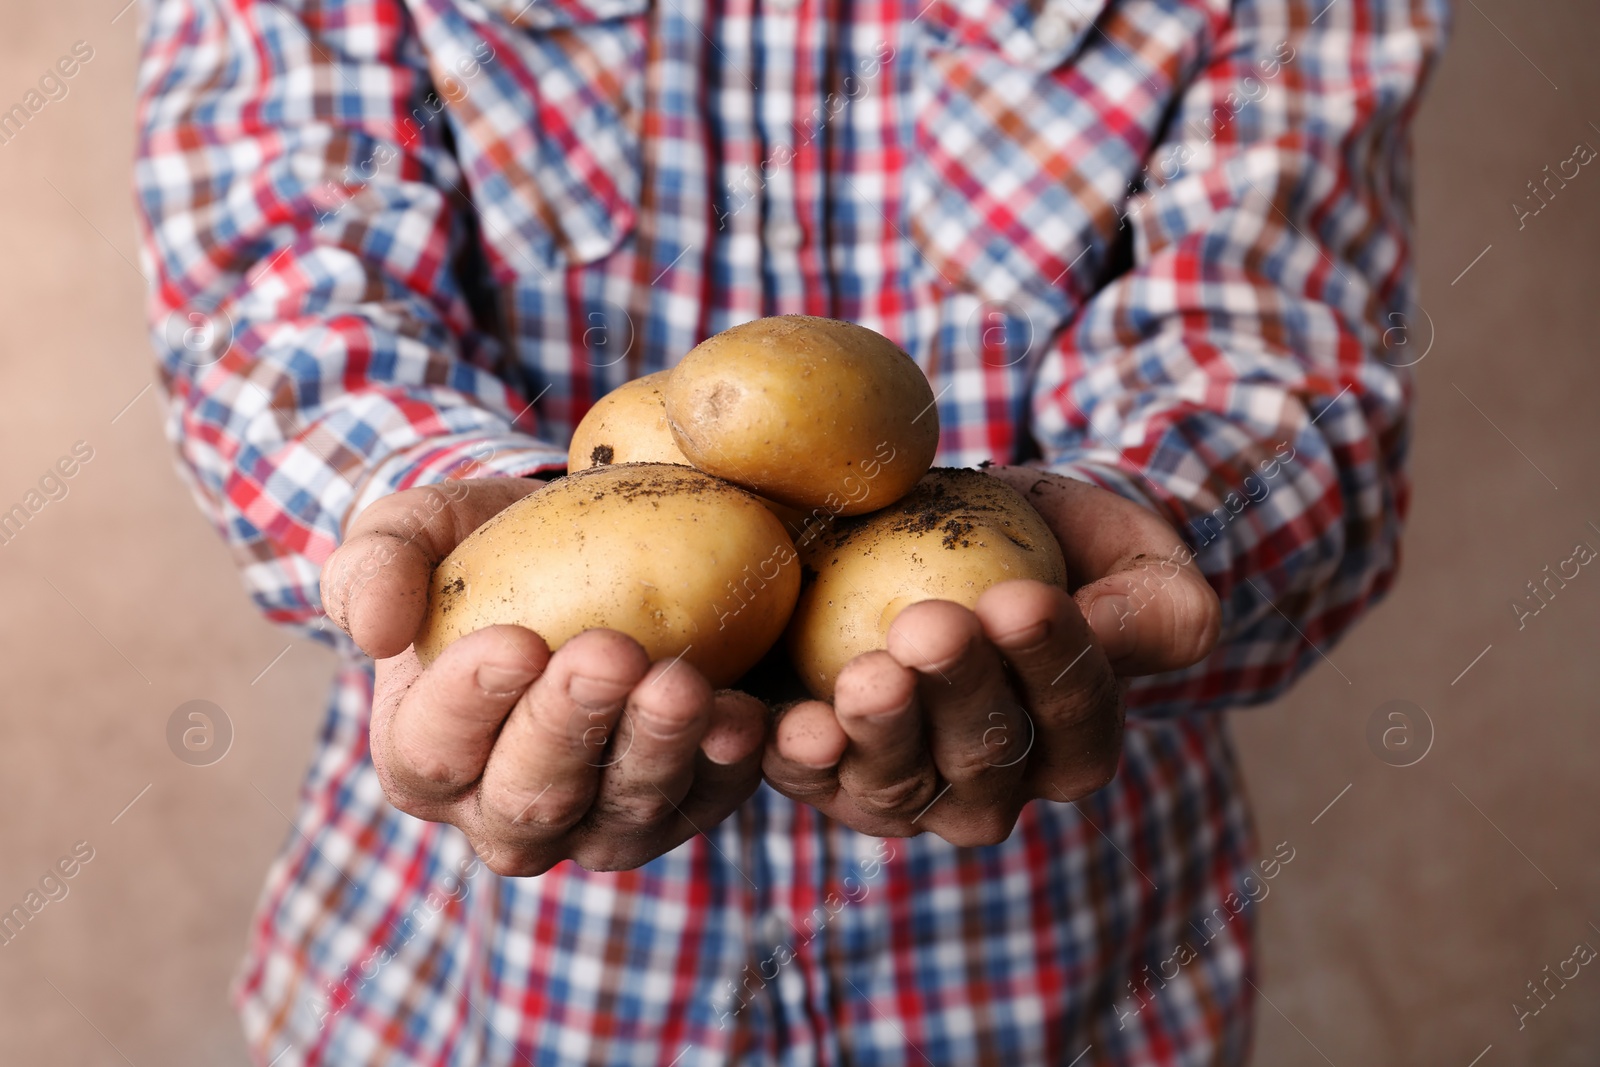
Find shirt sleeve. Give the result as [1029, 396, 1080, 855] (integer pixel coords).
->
[1030, 0, 1450, 715]
[134, 0, 566, 646]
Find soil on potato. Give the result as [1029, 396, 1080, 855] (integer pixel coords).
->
[825, 468, 1030, 553]
[561, 462, 737, 505]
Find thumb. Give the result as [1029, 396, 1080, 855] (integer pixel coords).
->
[322, 477, 544, 659]
[1075, 554, 1221, 675]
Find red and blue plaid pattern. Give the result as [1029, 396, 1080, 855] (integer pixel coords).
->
[134, 0, 1446, 1061]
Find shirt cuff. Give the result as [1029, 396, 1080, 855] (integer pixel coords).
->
[344, 431, 569, 528]
[1041, 453, 1189, 535]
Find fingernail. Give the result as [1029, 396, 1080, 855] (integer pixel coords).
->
[842, 695, 915, 727]
[477, 664, 536, 695]
[777, 714, 845, 769]
[701, 716, 763, 766]
[1088, 596, 1135, 658]
[785, 734, 841, 769]
[569, 673, 626, 707]
[912, 635, 974, 676]
[992, 619, 1050, 652]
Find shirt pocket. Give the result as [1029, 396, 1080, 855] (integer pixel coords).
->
[413, 0, 649, 279]
[906, 0, 1116, 321]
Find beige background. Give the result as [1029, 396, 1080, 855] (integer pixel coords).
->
[0, 0, 1596, 1063]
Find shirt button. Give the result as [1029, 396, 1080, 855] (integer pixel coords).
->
[767, 220, 803, 250]
[760, 910, 793, 947]
[1035, 10, 1071, 50]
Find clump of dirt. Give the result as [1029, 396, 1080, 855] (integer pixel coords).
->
[565, 462, 728, 503]
[436, 575, 467, 612]
[590, 443, 615, 465]
[823, 468, 1030, 552]
[938, 517, 976, 549]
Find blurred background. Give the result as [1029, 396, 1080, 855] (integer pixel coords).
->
[1, 0, 1596, 1063]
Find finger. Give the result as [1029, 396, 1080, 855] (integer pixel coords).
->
[983, 468, 1184, 587]
[663, 692, 769, 840]
[973, 580, 1122, 795]
[974, 579, 1104, 716]
[568, 691, 768, 872]
[774, 700, 848, 770]
[321, 478, 542, 658]
[699, 689, 770, 768]
[1030, 687, 1124, 803]
[1075, 563, 1221, 674]
[832, 651, 940, 817]
[376, 625, 550, 808]
[884, 601, 1026, 790]
[477, 628, 651, 842]
[763, 701, 847, 805]
[984, 468, 1221, 675]
[586, 657, 716, 829]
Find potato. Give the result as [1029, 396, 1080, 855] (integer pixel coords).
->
[567, 370, 688, 471]
[570, 370, 817, 538]
[663, 315, 938, 517]
[415, 463, 801, 688]
[786, 467, 1067, 699]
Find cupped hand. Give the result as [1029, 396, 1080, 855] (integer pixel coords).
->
[320, 478, 769, 874]
[762, 467, 1221, 845]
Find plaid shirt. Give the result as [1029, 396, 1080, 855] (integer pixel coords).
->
[134, 0, 1446, 1062]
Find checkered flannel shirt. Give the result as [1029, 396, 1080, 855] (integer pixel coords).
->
[134, 0, 1446, 1061]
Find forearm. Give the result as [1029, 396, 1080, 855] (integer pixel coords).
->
[1033, 0, 1447, 714]
[136, 0, 564, 639]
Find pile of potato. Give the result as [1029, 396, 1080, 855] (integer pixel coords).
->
[415, 316, 1066, 698]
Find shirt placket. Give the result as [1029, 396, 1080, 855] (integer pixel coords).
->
[712, 0, 768, 330]
[755, 0, 828, 315]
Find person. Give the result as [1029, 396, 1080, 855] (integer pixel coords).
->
[133, 0, 1446, 1061]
